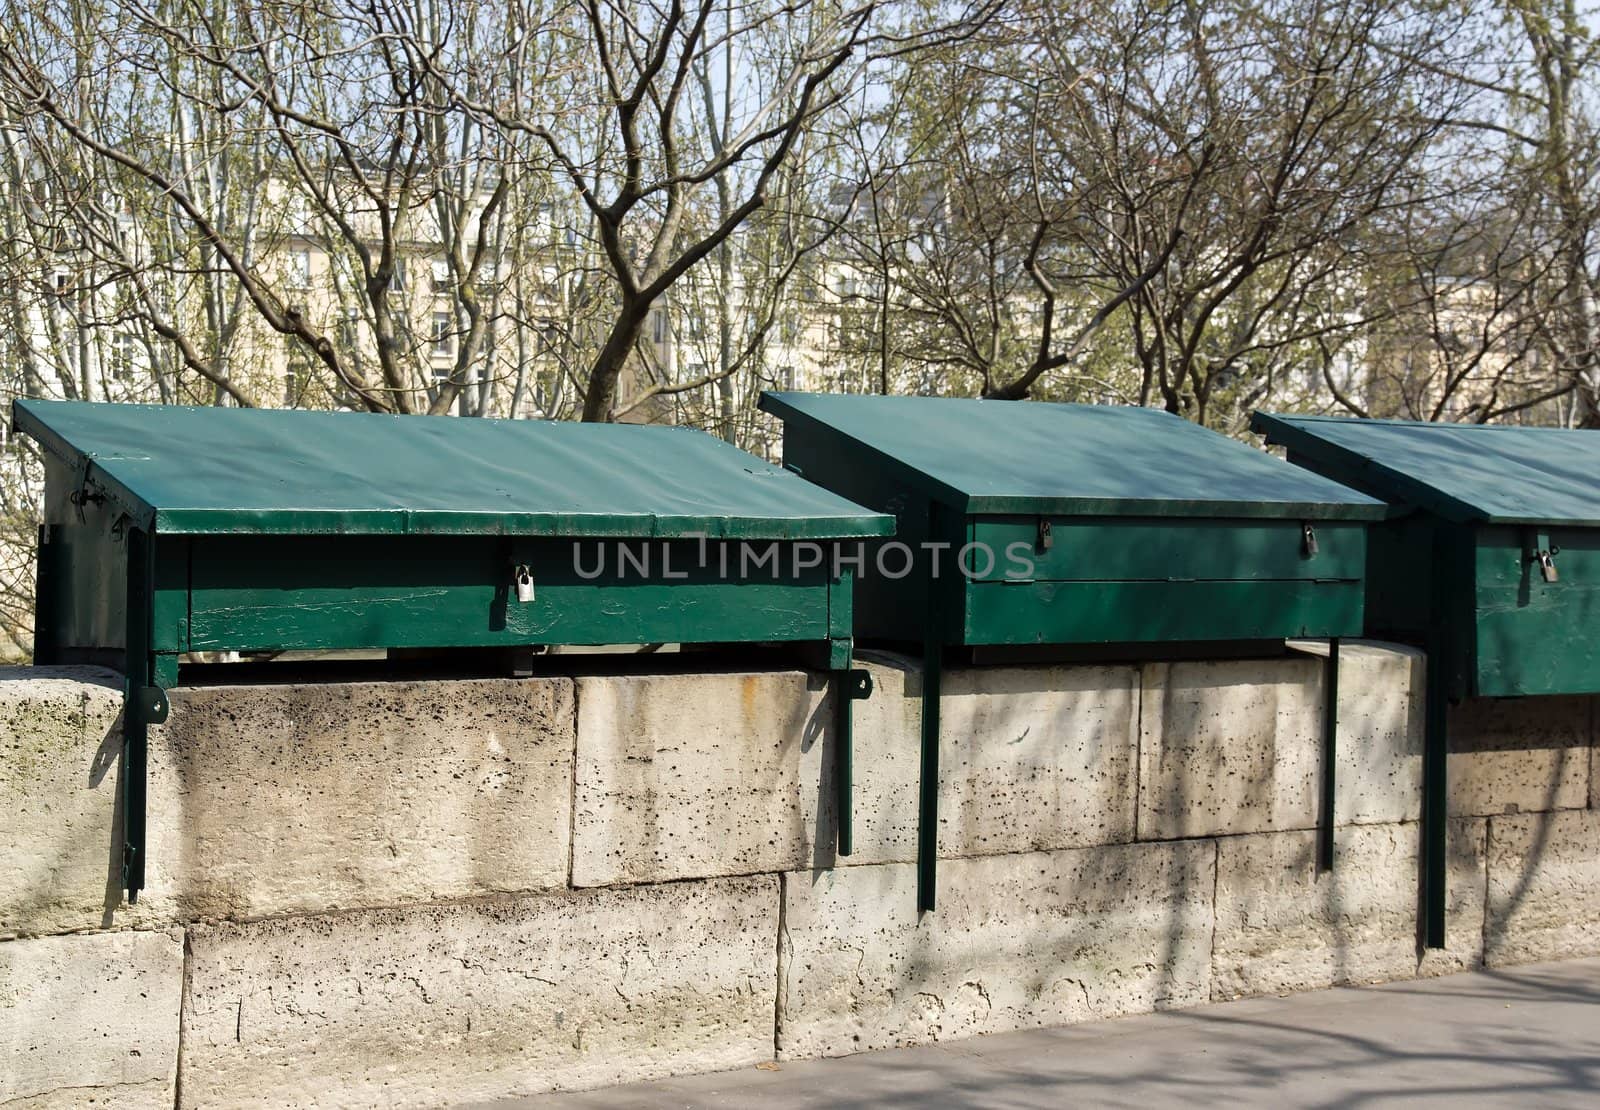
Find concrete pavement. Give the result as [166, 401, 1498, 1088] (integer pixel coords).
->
[474, 957, 1600, 1108]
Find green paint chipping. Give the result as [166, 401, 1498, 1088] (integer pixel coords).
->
[1252, 412, 1600, 526]
[13, 399, 894, 539]
[760, 392, 1386, 520]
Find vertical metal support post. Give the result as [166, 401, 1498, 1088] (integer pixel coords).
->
[917, 635, 942, 913]
[834, 671, 854, 857]
[917, 502, 947, 913]
[830, 666, 872, 859]
[32, 523, 62, 664]
[1318, 638, 1339, 872]
[121, 526, 152, 903]
[1421, 632, 1449, 949]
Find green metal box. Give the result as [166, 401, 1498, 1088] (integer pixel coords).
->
[16, 399, 893, 900]
[1252, 413, 1600, 699]
[760, 392, 1386, 908]
[1252, 411, 1600, 947]
[760, 393, 1386, 650]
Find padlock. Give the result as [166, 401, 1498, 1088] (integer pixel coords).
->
[514, 563, 535, 602]
[1538, 550, 1558, 583]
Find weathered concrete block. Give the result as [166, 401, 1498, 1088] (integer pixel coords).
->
[0, 929, 183, 1109]
[802, 658, 1139, 867]
[573, 670, 821, 885]
[777, 842, 1215, 1058]
[6, 673, 577, 934]
[1290, 640, 1425, 825]
[1138, 658, 1322, 839]
[0, 667, 124, 938]
[1212, 819, 1485, 999]
[1486, 808, 1600, 966]
[800, 654, 921, 868]
[935, 664, 1138, 855]
[1449, 696, 1591, 817]
[140, 677, 576, 924]
[178, 876, 778, 1108]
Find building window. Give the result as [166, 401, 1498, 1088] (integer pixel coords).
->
[651, 311, 669, 344]
[111, 332, 140, 380]
[431, 259, 451, 294]
[391, 257, 407, 293]
[338, 310, 360, 356]
[431, 311, 454, 357]
[287, 249, 311, 289]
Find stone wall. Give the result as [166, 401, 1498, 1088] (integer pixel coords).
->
[1, 647, 1596, 1107]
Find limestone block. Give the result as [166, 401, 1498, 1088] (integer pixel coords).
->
[140, 677, 576, 924]
[801, 658, 1139, 868]
[0, 929, 183, 1109]
[934, 664, 1138, 855]
[572, 670, 822, 885]
[1485, 808, 1600, 966]
[800, 654, 921, 868]
[1211, 819, 1485, 999]
[1138, 658, 1322, 839]
[1449, 696, 1591, 817]
[0, 667, 125, 938]
[1289, 639, 1425, 825]
[777, 842, 1215, 1058]
[179, 876, 779, 1108]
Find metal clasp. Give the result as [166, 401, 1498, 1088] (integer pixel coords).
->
[1528, 531, 1559, 583]
[514, 564, 535, 603]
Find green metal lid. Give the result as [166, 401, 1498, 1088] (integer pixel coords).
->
[1252, 412, 1600, 527]
[13, 399, 894, 539]
[759, 392, 1386, 520]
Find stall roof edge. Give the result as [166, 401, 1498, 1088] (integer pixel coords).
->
[13, 398, 895, 539]
[1252, 410, 1600, 527]
[761, 390, 1386, 520]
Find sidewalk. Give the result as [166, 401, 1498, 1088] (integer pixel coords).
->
[476, 957, 1600, 1108]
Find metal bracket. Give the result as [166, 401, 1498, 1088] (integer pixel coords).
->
[134, 686, 169, 725]
[832, 666, 875, 860]
[845, 668, 873, 700]
[1302, 522, 1319, 558]
[1036, 518, 1053, 552]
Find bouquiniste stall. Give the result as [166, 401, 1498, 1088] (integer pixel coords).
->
[1252, 411, 1600, 947]
[14, 399, 893, 902]
[759, 392, 1388, 909]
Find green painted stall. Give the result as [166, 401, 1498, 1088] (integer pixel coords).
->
[16, 399, 894, 902]
[1252, 411, 1600, 947]
[759, 392, 1387, 909]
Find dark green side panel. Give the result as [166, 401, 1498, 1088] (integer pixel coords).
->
[1473, 525, 1600, 697]
[780, 424, 945, 642]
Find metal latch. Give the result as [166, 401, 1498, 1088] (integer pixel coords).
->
[513, 564, 535, 603]
[1037, 519, 1053, 552]
[1302, 522, 1318, 558]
